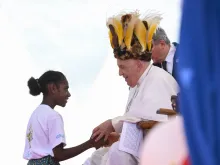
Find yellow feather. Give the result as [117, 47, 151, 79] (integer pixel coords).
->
[107, 18, 123, 47]
[112, 19, 123, 45]
[147, 23, 158, 51]
[124, 17, 137, 50]
[108, 31, 114, 48]
[143, 12, 162, 50]
[134, 20, 147, 52]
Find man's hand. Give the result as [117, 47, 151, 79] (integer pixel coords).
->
[91, 119, 115, 142]
[104, 132, 120, 147]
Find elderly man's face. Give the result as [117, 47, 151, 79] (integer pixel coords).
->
[152, 40, 165, 63]
[117, 59, 140, 87]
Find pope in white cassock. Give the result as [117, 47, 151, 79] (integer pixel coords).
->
[83, 11, 179, 165]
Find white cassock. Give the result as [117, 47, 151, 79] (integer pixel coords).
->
[83, 63, 179, 165]
[140, 116, 188, 165]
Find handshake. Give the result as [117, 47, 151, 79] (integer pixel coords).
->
[89, 132, 120, 150]
[88, 135, 107, 150]
[88, 119, 120, 150]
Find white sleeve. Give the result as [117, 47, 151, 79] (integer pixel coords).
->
[111, 116, 125, 133]
[48, 115, 66, 149]
[112, 115, 143, 133]
[140, 78, 176, 120]
[127, 75, 178, 122]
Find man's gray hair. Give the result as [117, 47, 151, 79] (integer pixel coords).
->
[153, 27, 170, 45]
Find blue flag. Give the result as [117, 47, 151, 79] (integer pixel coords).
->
[178, 0, 220, 164]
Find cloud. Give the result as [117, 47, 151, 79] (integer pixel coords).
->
[2, 1, 110, 93]
[0, 8, 40, 164]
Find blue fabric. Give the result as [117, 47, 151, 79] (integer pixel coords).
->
[178, 0, 220, 164]
[172, 42, 179, 83]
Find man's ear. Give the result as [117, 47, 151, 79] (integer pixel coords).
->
[47, 83, 58, 94]
[137, 60, 143, 70]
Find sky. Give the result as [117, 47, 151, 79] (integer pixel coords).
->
[0, 0, 181, 164]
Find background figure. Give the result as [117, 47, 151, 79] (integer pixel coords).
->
[177, 0, 220, 164]
[152, 27, 179, 81]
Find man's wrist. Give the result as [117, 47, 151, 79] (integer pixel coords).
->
[108, 119, 115, 132]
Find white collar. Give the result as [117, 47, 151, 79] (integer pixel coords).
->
[137, 63, 152, 86]
[165, 44, 176, 63]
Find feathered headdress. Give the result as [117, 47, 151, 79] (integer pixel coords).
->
[106, 10, 162, 61]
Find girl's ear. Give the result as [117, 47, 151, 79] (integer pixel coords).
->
[47, 83, 58, 94]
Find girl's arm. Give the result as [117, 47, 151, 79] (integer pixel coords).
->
[53, 138, 105, 162]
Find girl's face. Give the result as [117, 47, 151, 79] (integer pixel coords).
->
[53, 80, 71, 107]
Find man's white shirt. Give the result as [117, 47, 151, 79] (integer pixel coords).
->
[165, 43, 176, 74]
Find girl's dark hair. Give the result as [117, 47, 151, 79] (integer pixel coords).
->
[27, 70, 66, 96]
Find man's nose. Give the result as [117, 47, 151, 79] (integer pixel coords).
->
[119, 69, 123, 76]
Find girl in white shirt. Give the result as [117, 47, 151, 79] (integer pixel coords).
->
[23, 70, 105, 165]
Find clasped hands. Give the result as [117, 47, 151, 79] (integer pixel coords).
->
[90, 119, 120, 149]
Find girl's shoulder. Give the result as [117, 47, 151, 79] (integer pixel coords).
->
[35, 104, 62, 120]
